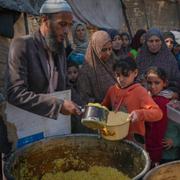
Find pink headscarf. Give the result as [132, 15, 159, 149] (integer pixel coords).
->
[77, 30, 116, 104]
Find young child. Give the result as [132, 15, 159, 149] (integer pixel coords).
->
[67, 62, 80, 132]
[67, 61, 94, 134]
[101, 57, 162, 146]
[145, 66, 170, 167]
[67, 61, 79, 91]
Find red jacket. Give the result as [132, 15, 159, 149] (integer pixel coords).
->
[145, 95, 170, 164]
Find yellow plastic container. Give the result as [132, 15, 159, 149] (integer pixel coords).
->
[101, 111, 130, 141]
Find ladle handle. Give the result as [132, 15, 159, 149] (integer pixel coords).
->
[77, 106, 85, 113]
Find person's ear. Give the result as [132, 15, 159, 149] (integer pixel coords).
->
[41, 15, 47, 21]
[41, 15, 49, 26]
[134, 69, 138, 77]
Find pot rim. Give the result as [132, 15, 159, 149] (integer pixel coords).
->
[106, 119, 130, 127]
[143, 160, 180, 180]
[4, 134, 150, 180]
[85, 103, 109, 112]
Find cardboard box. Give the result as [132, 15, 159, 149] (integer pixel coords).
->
[5, 90, 71, 148]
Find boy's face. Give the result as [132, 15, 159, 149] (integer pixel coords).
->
[67, 66, 78, 83]
[115, 68, 138, 88]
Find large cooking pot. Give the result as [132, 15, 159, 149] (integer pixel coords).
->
[143, 160, 180, 180]
[4, 134, 150, 180]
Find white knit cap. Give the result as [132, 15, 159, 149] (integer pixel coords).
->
[40, 0, 72, 14]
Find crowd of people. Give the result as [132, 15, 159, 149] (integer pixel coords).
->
[2, 0, 180, 171]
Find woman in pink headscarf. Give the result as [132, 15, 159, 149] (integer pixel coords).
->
[77, 30, 116, 105]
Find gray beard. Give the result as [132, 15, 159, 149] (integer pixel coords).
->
[44, 33, 64, 54]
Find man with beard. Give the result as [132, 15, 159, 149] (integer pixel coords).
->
[7, 0, 81, 119]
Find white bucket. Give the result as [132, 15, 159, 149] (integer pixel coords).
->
[101, 111, 130, 141]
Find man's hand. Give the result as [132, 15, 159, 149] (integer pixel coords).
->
[60, 100, 81, 116]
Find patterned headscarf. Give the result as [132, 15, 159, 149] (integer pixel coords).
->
[136, 28, 180, 85]
[77, 30, 116, 104]
[72, 22, 88, 54]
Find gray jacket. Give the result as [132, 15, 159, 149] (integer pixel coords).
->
[7, 30, 67, 119]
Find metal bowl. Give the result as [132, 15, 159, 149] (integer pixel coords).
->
[4, 134, 150, 180]
[81, 105, 109, 129]
[143, 160, 180, 180]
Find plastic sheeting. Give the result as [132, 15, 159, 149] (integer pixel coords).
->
[171, 31, 180, 44]
[0, 0, 125, 29]
[0, 0, 44, 15]
[67, 0, 125, 30]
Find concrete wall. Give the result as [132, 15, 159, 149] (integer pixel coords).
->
[124, 0, 180, 34]
[0, 37, 10, 96]
[0, 14, 27, 96]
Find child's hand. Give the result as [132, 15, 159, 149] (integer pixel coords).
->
[162, 138, 173, 150]
[129, 111, 138, 122]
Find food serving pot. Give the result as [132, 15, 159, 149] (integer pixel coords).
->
[143, 160, 180, 180]
[4, 134, 150, 180]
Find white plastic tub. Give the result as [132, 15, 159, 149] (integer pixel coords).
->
[167, 101, 180, 124]
[101, 111, 130, 141]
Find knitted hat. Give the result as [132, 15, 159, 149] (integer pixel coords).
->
[40, 0, 72, 14]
